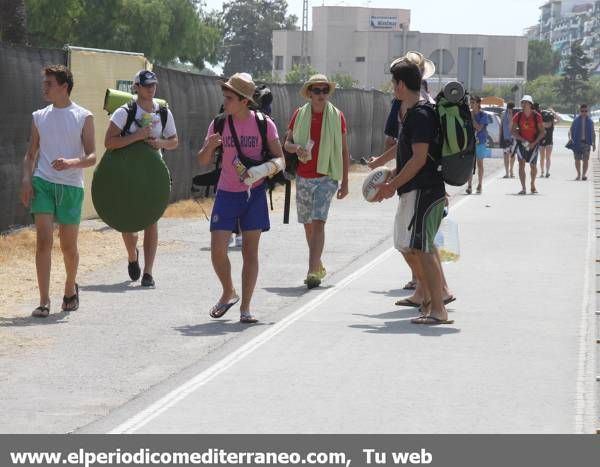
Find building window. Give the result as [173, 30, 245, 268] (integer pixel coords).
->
[356, 56, 365, 62]
[274, 56, 283, 70]
[292, 56, 310, 67]
[516, 61, 525, 76]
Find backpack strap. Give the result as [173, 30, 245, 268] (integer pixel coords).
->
[211, 113, 227, 169]
[120, 101, 137, 136]
[158, 105, 168, 137]
[254, 111, 270, 161]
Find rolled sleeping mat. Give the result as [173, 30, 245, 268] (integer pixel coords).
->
[103, 88, 168, 115]
[92, 142, 171, 233]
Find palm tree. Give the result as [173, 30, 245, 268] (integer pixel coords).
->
[0, 0, 28, 45]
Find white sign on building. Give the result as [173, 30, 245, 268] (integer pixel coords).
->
[369, 15, 398, 29]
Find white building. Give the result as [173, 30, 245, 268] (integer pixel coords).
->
[273, 6, 529, 93]
[528, 0, 600, 72]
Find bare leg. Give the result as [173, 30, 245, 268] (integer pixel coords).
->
[518, 159, 527, 192]
[539, 146, 546, 176]
[58, 224, 79, 297]
[34, 214, 54, 307]
[476, 159, 484, 192]
[530, 163, 537, 192]
[211, 230, 236, 303]
[122, 232, 139, 262]
[575, 159, 581, 179]
[503, 151, 510, 177]
[142, 222, 158, 275]
[510, 155, 516, 177]
[545, 145, 552, 174]
[417, 250, 448, 320]
[433, 246, 452, 299]
[304, 220, 326, 274]
[583, 159, 589, 179]
[240, 230, 261, 312]
[402, 251, 423, 303]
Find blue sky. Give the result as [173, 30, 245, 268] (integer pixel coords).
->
[203, 0, 542, 36]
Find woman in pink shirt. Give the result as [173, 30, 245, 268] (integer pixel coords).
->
[197, 73, 285, 323]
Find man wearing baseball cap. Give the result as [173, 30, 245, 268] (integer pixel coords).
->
[511, 95, 545, 194]
[105, 69, 178, 287]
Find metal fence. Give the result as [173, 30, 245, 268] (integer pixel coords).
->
[0, 45, 391, 232]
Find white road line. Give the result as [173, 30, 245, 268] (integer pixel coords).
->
[109, 170, 504, 434]
[574, 163, 597, 433]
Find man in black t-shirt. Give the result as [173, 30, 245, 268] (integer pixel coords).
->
[374, 61, 452, 325]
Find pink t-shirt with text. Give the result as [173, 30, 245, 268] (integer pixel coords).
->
[205, 111, 279, 192]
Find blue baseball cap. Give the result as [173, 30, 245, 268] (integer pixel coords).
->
[134, 70, 158, 86]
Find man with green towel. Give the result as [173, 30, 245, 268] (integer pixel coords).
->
[284, 74, 350, 289]
[20, 65, 97, 317]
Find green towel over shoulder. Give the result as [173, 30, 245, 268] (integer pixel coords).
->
[292, 102, 343, 180]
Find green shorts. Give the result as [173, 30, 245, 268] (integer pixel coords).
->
[31, 176, 84, 225]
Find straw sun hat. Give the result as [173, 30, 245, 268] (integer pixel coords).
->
[390, 51, 436, 79]
[218, 72, 256, 104]
[300, 74, 337, 99]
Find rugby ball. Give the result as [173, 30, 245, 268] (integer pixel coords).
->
[362, 167, 392, 202]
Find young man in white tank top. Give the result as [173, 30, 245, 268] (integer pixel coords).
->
[20, 65, 96, 317]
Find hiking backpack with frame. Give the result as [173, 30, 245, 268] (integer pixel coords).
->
[426, 81, 476, 186]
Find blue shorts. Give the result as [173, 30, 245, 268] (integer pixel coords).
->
[210, 184, 270, 233]
[475, 143, 491, 159]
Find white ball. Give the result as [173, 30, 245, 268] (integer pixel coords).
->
[362, 167, 392, 202]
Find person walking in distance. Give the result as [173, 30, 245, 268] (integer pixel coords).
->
[501, 102, 516, 178]
[511, 95, 545, 195]
[569, 104, 596, 181]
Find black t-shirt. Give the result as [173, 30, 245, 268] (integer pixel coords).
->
[396, 104, 444, 195]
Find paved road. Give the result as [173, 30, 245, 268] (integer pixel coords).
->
[1, 128, 598, 433]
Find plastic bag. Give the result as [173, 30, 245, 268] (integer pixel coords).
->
[434, 218, 460, 262]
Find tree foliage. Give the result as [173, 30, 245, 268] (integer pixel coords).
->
[330, 72, 359, 89]
[0, 0, 28, 44]
[559, 41, 592, 113]
[285, 64, 318, 84]
[527, 40, 561, 80]
[25, 0, 221, 69]
[220, 0, 297, 77]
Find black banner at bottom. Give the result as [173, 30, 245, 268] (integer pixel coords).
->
[1, 435, 599, 467]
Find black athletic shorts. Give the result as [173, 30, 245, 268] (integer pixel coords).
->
[540, 127, 554, 146]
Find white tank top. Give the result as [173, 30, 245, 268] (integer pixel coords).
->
[32, 102, 92, 188]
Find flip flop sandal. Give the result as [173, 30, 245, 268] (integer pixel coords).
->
[443, 296, 456, 305]
[32, 305, 50, 318]
[411, 316, 455, 325]
[240, 311, 258, 324]
[209, 295, 240, 319]
[394, 298, 421, 307]
[62, 284, 79, 312]
[402, 280, 417, 290]
[518, 190, 526, 195]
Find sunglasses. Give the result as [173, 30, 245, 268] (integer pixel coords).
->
[310, 87, 330, 95]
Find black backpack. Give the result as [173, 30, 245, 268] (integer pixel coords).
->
[120, 100, 169, 137]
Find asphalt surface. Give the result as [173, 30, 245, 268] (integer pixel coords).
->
[1, 128, 598, 433]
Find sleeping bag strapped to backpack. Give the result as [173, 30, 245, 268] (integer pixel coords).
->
[425, 82, 475, 186]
